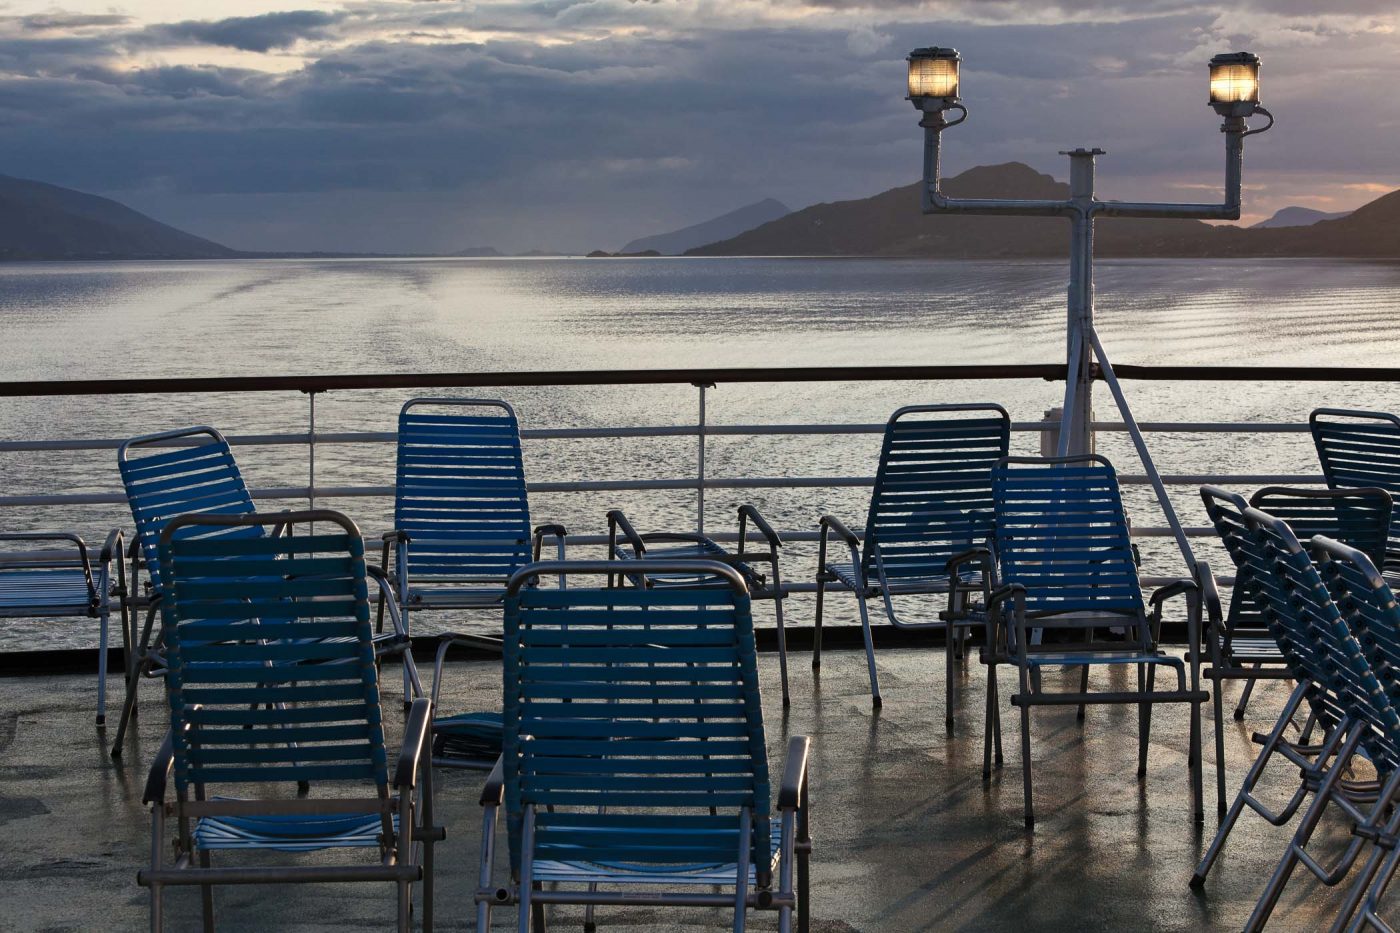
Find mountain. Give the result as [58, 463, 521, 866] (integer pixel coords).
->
[688, 162, 1400, 259]
[448, 246, 504, 257]
[686, 164, 1209, 258]
[0, 174, 236, 260]
[1252, 206, 1352, 228]
[621, 198, 791, 255]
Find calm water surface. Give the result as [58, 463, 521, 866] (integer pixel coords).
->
[4, 256, 1400, 648]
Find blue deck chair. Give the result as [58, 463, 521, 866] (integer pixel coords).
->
[0, 529, 123, 723]
[605, 505, 791, 704]
[1314, 536, 1400, 932]
[1192, 491, 1388, 885]
[112, 426, 417, 757]
[1312, 408, 1400, 573]
[1224, 513, 1400, 932]
[815, 403, 1010, 714]
[474, 560, 813, 933]
[986, 455, 1206, 828]
[136, 510, 439, 933]
[382, 398, 565, 771]
[1197, 485, 1391, 812]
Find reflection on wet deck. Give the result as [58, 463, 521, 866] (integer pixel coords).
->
[0, 648, 1355, 931]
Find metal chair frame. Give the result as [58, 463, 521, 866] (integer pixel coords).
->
[0, 529, 123, 723]
[135, 510, 440, 933]
[1226, 514, 1400, 932]
[984, 454, 1206, 829]
[814, 403, 1010, 714]
[1192, 491, 1386, 888]
[1196, 484, 1392, 817]
[605, 504, 790, 704]
[475, 560, 812, 933]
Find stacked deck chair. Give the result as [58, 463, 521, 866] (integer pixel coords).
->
[986, 455, 1206, 828]
[475, 559, 813, 933]
[1313, 408, 1400, 576]
[815, 403, 1010, 715]
[1193, 491, 1389, 886]
[382, 399, 566, 771]
[0, 529, 122, 723]
[136, 510, 440, 933]
[1215, 510, 1400, 932]
[605, 504, 791, 704]
[113, 426, 418, 757]
[1198, 485, 1391, 813]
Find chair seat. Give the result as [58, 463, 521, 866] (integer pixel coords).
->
[1212, 633, 1287, 666]
[1022, 647, 1183, 668]
[0, 567, 95, 616]
[827, 561, 975, 596]
[406, 585, 508, 609]
[432, 711, 502, 767]
[193, 808, 397, 853]
[532, 820, 784, 886]
[611, 540, 767, 594]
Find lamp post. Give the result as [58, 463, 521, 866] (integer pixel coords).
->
[908, 47, 1273, 566]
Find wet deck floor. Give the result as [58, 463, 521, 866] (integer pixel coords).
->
[0, 648, 1366, 931]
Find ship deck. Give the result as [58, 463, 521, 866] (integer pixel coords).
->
[0, 646, 1357, 931]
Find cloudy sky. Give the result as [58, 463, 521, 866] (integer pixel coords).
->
[0, 1, 1395, 253]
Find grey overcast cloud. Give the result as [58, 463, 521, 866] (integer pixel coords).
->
[1, 1, 1395, 253]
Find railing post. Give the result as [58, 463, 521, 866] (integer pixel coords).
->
[693, 381, 715, 535]
[302, 389, 323, 512]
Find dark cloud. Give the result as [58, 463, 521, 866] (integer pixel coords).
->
[145, 11, 345, 53]
[0, 2, 1392, 252]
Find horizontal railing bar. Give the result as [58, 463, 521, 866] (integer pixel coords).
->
[0, 422, 1328, 453]
[0, 364, 1069, 398]
[0, 473, 1325, 509]
[5, 362, 1400, 399]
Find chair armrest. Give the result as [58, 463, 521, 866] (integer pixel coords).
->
[945, 546, 991, 576]
[533, 523, 568, 540]
[778, 735, 811, 810]
[433, 632, 503, 708]
[1194, 559, 1223, 629]
[738, 505, 783, 550]
[479, 754, 506, 806]
[818, 515, 860, 550]
[393, 698, 434, 790]
[99, 528, 124, 565]
[1148, 577, 1197, 610]
[607, 509, 647, 557]
[382, 530, 409, 544]
[142, 727, 182, 805]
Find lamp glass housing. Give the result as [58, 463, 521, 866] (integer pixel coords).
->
[1209, 53, 1260, 105]
[907, 48, 960, 104]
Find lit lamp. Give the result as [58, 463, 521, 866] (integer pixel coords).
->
[907, 47, 962, 117]
[1209, 52, 1261, 117]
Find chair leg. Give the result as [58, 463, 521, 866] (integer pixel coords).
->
[945, 622, 956, 729]
[1076, 664, 1089, 722]
[1213, 673, 1228, 816]
[1245, 728, 1364, 932]
[1138, 663, 1157, 778]
[1020, 700, 1035, 829]
[772, 578, 791, 707]
[811, 577, 825, 670]
[531, 898, 547, 932]
[112, 603, 160, 757]
[1190, 679, 1204, 825]
[397, 878, 411, 933]
[96, 604, 110, 726]
[199, 851, 214, 933]
[1234, 663, 1261, 720]
[150, 882, 163, 933]
[853, 590, 881, 708]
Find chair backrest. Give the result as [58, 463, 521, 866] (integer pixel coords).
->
[1313, 535, 1400, 744]
[395, 398, 532, 582]
[1239, 507, 1400, 772]
[861, 404, 1010, 582]
[992, 455, 1144, 619]
[501, 560, 769, 876]
[159, 510, 388, 799]
[118, 426, 260, 595]
[1312, 408, 1400, 565]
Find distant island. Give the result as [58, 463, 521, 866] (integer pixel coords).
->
[3, 166, 1399, 262]
[686, 162, 1400, 259]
